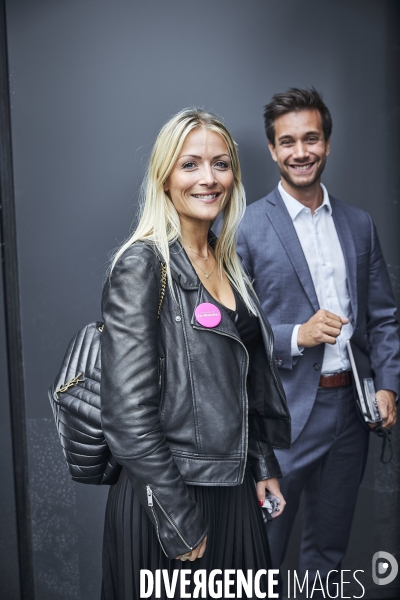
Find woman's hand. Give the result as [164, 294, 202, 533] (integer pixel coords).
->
[256, 477, 286, 518]
[176, 535, 208, 562]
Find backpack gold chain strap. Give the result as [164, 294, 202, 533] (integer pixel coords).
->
[157, 262, 167, 318]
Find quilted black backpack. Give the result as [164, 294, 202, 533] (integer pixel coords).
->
[48, 262, 167, 484]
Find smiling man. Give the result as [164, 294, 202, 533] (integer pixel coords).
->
[236, 88, 400, 597]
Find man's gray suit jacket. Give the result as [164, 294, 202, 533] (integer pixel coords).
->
[237, 187, 400, 442]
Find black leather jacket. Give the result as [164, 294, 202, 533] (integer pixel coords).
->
[101, 240, 291, 558]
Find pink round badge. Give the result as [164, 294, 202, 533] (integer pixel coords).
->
[195, 303, 222, 328]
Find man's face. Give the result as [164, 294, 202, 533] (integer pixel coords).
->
[268, 109, 330, 190]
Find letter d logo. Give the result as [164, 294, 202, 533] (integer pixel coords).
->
[372, 551, 398, 586]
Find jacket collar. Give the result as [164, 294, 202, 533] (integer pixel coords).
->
[190, 284, 242, 342]
[265, 187, 320, 313]
[168, 231, 217, 291]
[167, 232, 279, 348]
[278, 181, 332, 220]
[167, 234, 243, 342]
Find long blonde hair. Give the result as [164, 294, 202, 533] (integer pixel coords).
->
[111, 108, 256, 314]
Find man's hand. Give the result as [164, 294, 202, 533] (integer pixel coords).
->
[374, 390, 397, 429]
[256, 477, 286, 518]
[298, 309, 349, 348]
[176, 535, 207, 562]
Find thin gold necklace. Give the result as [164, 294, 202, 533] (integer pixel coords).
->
[188, 246, 209, 261]
[189, 255, 216, 279]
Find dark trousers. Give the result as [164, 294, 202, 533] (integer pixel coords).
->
[268, 386, 369, 599]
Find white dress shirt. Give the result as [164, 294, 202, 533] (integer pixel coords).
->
[278, 181, 354, 373]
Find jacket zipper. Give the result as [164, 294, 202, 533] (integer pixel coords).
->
[158, 357, 164, 388]
[158, 357, 166, 413]
[146, 485, 193, 553]
[192, 325, 249, 484]
[146, 485, 168, 556]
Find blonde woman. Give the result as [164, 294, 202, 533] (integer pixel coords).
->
[101, 109, 290, 599]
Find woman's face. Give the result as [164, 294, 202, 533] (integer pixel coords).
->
[164, 128, 234, 228]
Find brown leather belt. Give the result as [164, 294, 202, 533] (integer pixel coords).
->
[319, 371, 352, 388]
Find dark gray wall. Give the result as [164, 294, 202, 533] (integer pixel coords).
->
[0, 232, 21, 599]
[2, 0, 399, 598]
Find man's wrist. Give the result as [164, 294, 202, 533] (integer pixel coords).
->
[376, 389, 397, 403]
[291, 324, 304, 357]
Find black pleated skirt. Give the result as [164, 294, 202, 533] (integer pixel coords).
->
[101, 468, 271, 600]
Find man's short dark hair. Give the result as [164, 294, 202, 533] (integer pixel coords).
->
[264, 87, 332, 145]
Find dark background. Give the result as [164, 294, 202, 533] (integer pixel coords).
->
[1, 1, 399, 598]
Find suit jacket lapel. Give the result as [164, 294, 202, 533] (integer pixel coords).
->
[266, 188, 320, 313]
[330, 197, 358, 325]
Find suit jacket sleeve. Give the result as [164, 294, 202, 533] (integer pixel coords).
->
[101, 251, 208, 558]
[236, 227, 299, 371]
[366, 217, 400, 395]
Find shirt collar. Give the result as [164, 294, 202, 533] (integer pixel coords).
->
[278, 181, 332, 221]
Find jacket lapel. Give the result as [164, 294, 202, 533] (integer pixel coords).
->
[330, 197, 358, 325]
[190, 285, 243, 342]
[168, 239, 242, 342]
[265, 188, 320, 313]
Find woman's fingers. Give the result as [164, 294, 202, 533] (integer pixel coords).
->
[274, 492, 286, 517]
[188, 535, 207, 561]
[256, 480, 267, 504]
[268, 484, 286, 517]
[176, 535, 208, 562]
[262, 477, 287, 517]
[197, 535, 207, 559]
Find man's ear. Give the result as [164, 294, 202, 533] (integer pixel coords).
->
[268, 141, 278, 162]
[325, 137, 331, 157]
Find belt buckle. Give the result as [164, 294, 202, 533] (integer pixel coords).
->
[318, 371, 351, 389]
